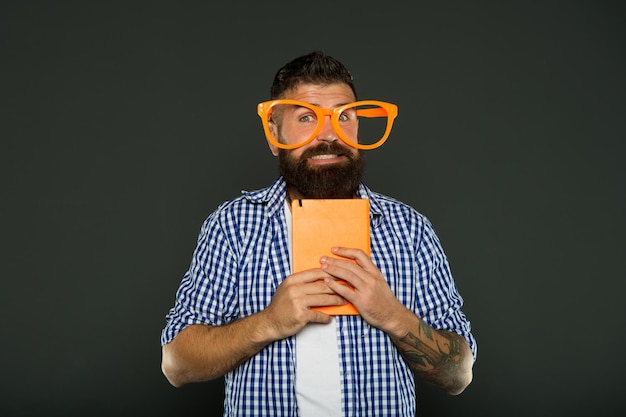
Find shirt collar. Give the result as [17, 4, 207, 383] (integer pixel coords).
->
[240, 177, 288, 218]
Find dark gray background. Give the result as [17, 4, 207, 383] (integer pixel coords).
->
[2, 1, 624, 416]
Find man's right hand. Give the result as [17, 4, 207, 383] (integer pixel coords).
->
[261, 268, 347, 340]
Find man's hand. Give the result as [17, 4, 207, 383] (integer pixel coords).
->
[319, 246, 406, 334]
[262, 268, 347, 340]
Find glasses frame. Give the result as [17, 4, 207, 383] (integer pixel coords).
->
[257, 99, 398, 150]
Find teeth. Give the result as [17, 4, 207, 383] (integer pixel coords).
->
[311, 154, 338, 160]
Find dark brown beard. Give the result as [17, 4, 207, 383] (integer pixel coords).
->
[278, 142, 364, 199]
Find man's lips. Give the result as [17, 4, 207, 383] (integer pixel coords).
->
[310, 154, 340, 160]
[307, 153, 347, 165]
[302, 144, 351, 164]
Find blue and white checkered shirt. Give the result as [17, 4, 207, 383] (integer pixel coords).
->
[161, 177, 477, 417]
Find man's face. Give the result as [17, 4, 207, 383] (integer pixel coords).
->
[268, 83, 364, 199]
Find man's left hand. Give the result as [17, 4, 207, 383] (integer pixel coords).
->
[320, 246, 408, 334]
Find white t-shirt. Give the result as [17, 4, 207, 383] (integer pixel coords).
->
[285, 202, 342, 416]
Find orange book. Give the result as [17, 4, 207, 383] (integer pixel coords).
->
[291, 198, 370, 315]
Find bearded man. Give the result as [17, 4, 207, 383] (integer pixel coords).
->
[160, 50, 477, 417]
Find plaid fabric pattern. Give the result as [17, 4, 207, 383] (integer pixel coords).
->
[161, 177, 476, 417]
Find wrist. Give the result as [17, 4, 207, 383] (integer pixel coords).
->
[382, 304, 417, 339]
[248, 309, 282, 345]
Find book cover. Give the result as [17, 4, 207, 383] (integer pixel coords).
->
[291, 198, 370, 315]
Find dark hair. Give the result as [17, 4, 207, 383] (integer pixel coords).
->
[270, 50, 357, 100]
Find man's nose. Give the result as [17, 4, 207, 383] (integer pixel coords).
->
[315, 116, 338, 143]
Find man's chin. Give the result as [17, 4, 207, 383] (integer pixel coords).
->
[294, 173, 360, 199]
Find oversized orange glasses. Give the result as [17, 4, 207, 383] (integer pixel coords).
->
[257, 100, 398, 150]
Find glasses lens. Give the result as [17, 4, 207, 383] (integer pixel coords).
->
[338, 102, 391, 147]
[269, 102, 319, 146]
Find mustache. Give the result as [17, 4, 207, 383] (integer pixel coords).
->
[299, 142, 353, 159]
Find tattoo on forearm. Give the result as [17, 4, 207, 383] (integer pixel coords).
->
[398, 321, 462, 373]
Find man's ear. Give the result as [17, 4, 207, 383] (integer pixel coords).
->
[267, 142, 279, 157]
[267, 120, 280, 156]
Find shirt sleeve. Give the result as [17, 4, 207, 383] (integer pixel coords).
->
[160, 212, 240, 346]
[417, 217, 478, 359]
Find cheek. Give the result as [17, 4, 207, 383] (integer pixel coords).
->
[277, 120, 317, 146]
[287, 148, 305, 161]
[341, 124, 359, 139]
[278, 126, 303, 145]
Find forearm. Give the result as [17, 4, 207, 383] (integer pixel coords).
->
[161, 312, 276, 387]
[386, 307, 474, 395]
